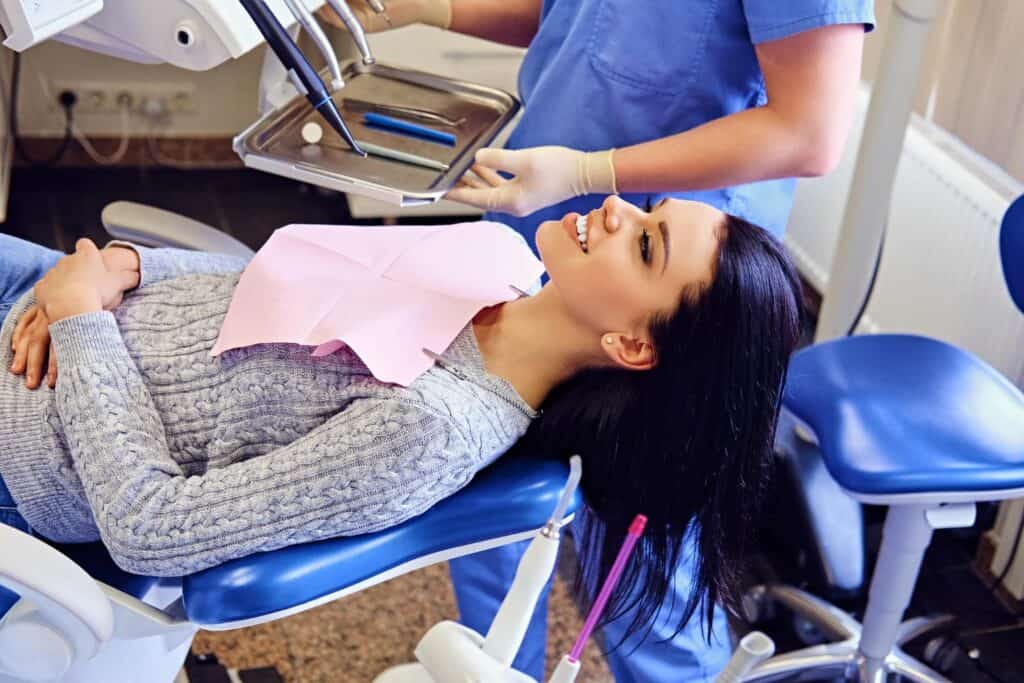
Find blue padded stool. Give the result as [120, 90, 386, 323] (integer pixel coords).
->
[744, 197, 1024, 683]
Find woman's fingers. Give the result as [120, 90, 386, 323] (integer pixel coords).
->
[9, 309, 53, 389]
[24, 332, 47, 388]
[47, 349, 58, 389]
[118, 268, 140, 292]
[11, 305, 37, 351]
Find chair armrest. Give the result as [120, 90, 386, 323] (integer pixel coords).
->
[101, 201, 255, 258]
[0, 526, 113, 664]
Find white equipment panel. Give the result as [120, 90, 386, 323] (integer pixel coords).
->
[0, 0, 103, 51]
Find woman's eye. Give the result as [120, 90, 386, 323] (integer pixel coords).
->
[640, 229, 652, 264]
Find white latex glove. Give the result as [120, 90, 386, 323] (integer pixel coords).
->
[446, 146, 618, 217]
[316, 0, 451, 33]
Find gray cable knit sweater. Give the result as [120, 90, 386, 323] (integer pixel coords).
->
[0, 245, 537, 577]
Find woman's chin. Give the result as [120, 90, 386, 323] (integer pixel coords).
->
[535, 220, 561, 261]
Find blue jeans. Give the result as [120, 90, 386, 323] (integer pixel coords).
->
[449, 519, 732, 682]
[0, 234, 63, 616]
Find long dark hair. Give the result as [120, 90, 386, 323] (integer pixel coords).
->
[521, 214, 804, 642]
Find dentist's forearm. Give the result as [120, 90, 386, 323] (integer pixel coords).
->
[614, 105, 844, 195]
[448, 0, 542, 47]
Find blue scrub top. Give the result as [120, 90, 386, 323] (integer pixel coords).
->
[491, 0, 875, 247]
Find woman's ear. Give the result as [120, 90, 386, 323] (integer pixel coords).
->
[600, 333, 656, 371]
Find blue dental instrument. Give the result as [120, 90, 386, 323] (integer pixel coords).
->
[238, 0, 366, 157]
[363, 112, 458, 146]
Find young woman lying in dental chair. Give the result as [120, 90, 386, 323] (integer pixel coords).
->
[0, 195, 802, 636]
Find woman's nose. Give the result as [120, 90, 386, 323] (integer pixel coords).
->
[602, 195, 628, 232]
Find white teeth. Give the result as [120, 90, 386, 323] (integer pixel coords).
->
[576, 215, 589, 253]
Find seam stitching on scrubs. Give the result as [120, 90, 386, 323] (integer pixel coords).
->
[748, 11, 871, 45]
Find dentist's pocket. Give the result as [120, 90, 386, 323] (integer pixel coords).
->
[586, 0, 715, 96]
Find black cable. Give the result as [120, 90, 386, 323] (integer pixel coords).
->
[844, 221, 887, 337]
[9, 51, 75, 166]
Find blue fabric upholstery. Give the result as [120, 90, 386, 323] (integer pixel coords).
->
[1001, 194, 1024, 314]
[784, 334, 1024, 496]
[182, 456, 579, 626]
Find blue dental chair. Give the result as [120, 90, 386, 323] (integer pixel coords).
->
[0, 202, 581, 683]
[743, 196, 1024, 682]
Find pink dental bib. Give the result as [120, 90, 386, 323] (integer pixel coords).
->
[211, 222, 545, 386]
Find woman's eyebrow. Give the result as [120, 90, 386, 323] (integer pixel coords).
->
[658, 221, 671, 275]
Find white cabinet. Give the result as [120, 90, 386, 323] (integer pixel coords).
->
[345, 25, 524, 219]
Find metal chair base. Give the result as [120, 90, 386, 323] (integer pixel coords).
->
[743, 586, 953, 683]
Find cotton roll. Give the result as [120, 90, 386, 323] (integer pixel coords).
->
[302, 122, 324, 145]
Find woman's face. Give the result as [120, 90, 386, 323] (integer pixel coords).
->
[537, 196, 724, 345]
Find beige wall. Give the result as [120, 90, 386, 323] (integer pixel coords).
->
[18, 41, 266, 137]
[16, 25, 359, 138]
[864, 0, 1024, 182]
[930, 0, 1024, 182]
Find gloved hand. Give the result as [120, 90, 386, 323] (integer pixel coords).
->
[316, 0, 452, 33]
[446, 146, 618, 217]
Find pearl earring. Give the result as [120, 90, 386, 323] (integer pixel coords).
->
[604, 336, 614, 345]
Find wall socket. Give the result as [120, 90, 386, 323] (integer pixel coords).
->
[50, 80, 198, 116]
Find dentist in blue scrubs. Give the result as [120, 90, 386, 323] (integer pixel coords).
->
[329, 1, 874, 679]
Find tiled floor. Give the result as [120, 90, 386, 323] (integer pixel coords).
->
[5, 166, 1023, 682]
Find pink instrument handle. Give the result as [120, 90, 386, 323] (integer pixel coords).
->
[568, 514, 647, 662]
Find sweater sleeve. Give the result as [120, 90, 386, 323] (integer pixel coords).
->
[48, 311, 477, 576]
[104, 240, 250, 288]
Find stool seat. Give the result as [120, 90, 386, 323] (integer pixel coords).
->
[182, 456, 578, 627]
[784, 334, 1024, 499]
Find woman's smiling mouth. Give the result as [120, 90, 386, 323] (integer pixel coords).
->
[561, 212, 589, 253]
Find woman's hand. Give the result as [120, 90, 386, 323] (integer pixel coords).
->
[10, 305, 56, 389]
[446, 146, 617, 217]
[34, 239, 131, 323]
[316, 0, 451, 34]
[99, 245, 141, 310]
[10, 242, 140, 390]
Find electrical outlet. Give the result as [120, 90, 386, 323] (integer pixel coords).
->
[50, 81, 198, 116]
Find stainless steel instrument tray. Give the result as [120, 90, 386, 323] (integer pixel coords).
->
[234, 61, 520, 206]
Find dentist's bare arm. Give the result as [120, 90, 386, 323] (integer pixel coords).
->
[448, 0, 542, 47]
[319, 0, 542, 48]
[614, 24, 864, 191]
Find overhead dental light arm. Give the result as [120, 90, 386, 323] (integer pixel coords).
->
[815, 0, 947, 341]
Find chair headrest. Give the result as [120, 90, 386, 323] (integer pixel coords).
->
[1002, 195, 1024, 315]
